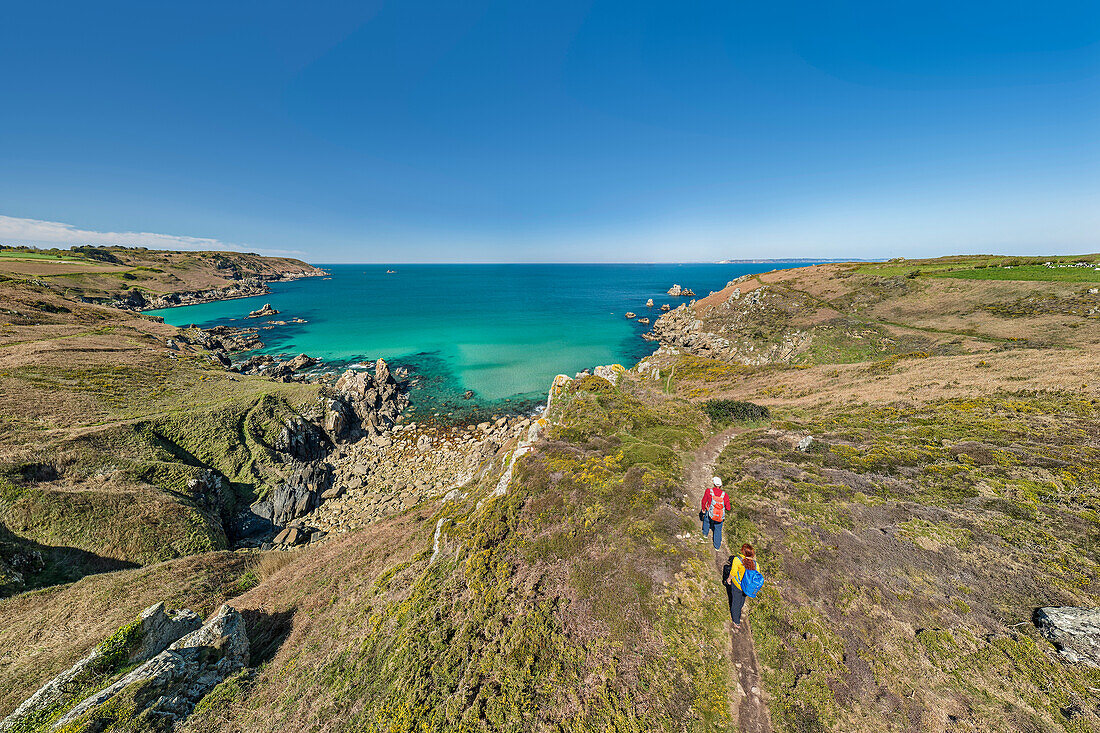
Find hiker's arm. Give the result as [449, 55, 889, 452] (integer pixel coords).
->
[724, 493, 731, 511]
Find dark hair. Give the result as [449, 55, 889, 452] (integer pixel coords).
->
[741, 544, 756, 571]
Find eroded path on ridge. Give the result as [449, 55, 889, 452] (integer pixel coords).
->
[686, 426, 773, 733]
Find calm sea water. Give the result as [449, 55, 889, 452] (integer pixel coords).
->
[149, 263, 808, 420]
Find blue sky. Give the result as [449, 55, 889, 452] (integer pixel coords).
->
[2, 1, 1098, 262]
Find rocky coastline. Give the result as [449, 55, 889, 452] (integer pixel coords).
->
[116, 268, 325, 312]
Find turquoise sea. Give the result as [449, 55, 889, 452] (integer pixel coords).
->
[149, 264, 809, 420]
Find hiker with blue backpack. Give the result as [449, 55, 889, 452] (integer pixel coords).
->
[700, 476, 731, 550]
[724, 544, 763, 629]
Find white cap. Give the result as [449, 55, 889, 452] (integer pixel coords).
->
[712, 476, 722, 487]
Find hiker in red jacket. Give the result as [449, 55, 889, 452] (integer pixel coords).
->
[700, 476, 731, 550]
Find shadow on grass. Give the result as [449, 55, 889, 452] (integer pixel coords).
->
[241, 608, 295, 665]
[0, 523, 140, 598]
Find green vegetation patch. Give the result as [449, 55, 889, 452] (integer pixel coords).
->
[702, 399, 770, 427]
[711, 390, 1100, 730]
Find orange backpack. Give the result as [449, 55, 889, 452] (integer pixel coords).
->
[707, 489, 726, 522]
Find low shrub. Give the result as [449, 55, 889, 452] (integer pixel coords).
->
[702, 399, 770, 426]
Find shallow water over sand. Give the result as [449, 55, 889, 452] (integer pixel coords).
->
[149, 263, 807, 419]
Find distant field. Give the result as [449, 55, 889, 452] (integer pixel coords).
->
[936, 264, 1100, 282]
[0, 251, 89, 263]
[858, 255, 1100, 282]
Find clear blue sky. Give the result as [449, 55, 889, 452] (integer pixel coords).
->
[2, 1, 1098, 262]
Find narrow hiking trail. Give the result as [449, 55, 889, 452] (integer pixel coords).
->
[686, 426, 774, 733]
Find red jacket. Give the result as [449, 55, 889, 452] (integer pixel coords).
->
[701, 486, 731, 517]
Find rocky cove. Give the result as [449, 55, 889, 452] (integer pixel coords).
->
[203, 353, 546, 552]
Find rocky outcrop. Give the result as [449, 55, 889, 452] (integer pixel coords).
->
[324, 359, 408, 441]
[243, 359, 409, 536]
[667, 284, 682, 296]
[547, 374, 573, 411]
[202, 324, 263, 352]
[1035, 607, 1100, 667]
[116, 288, 148, 309]
[49, 605, 248, 731]
[247, 303, 279, 318]
[275, 416, 330, 462]
[229, 352, 321, 382]
[0, 602, 203, 732]
[646, 298, 654, 307]
[593, 364, 625, 385]
[649, 284, 812, 366]
[138, 277, 271, 311]
[286, 353, 318, 371]
[624, 312, 636, 319]
[269, 461, 334, 527]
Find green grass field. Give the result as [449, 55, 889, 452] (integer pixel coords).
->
[857, 255, 1100, 282]
[0, 251, 91, 263]
[936, 264, 1100, 282]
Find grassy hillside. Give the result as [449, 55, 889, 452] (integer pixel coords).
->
[0, 266, 320, 594]
[1, 254, 1098, 732]
[713, 393, 1100, 731]
[0, 245, 323, 305]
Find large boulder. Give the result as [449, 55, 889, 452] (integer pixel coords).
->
[275, 417, 330, 462]
[593, 364, 625, 385]
[49, 605, 249, 731]
[286, 353, 318, 371]
[1035, 607, 1100, 667]
[269, 461, 334, 526]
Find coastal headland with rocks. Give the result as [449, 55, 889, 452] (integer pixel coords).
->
[1, 248, 1099, 732]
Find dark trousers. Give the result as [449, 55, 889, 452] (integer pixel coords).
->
[722, 557, 746, 624]
[727, 583, 746, 624]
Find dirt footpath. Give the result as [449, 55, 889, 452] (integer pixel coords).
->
[687, 426, 773, 733]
